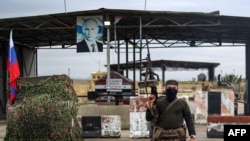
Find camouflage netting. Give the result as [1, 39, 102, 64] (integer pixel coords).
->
[5, 74, 82, 141]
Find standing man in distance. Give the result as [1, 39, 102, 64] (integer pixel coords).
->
[146, 80, 196, 141]
[77, 18, 103, 52]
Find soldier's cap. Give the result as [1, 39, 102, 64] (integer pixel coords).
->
[165, 80, 178, 86]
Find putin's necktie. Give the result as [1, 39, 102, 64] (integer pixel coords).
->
[91, 44, 95, 52]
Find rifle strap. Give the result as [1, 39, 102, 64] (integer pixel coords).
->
[149, 104, 159, 118]
[157, 98, 179, 122]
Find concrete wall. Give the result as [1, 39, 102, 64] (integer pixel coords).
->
[78, 104, 130, 129]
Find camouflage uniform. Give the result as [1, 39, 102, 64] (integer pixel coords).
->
[146, 97, 196, 141]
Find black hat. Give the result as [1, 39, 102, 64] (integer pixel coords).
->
[165, 80, 178, 86]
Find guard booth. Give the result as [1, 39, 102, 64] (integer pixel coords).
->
[88, 71, 134, 105]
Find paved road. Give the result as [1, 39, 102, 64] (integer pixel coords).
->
[84, 124, 223, 141]
[0, 103, 244, 141]
[0, 122, 222, 141]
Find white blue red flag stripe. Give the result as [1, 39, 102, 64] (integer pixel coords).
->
[7, 30, 20, 105]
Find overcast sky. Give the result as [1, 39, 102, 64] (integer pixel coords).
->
[0, 0, 248, 81]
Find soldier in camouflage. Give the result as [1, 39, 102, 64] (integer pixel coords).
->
[146, 80, 196, 141]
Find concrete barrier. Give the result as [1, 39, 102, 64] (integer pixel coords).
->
[78, 104, 130, 129]
[207, 115, 250, 138]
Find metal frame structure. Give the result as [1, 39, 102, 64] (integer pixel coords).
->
[0, 8, 248, 48]
[1, 8, 250, 115]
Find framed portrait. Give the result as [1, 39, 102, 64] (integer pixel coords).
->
[76, 16, 103, 52]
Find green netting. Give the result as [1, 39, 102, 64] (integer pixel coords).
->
[5, 75, 82, 141]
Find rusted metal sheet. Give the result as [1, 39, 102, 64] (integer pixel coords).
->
[101, 115, 121, 137]
[129, 96, 150, 138]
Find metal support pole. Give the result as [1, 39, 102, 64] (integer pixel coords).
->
[105, 19, 111, 102]
[245, 41, 250, 115]
[107, 27, 110, 92]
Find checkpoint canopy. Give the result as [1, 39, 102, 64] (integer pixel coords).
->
[1, 8, 250, 114]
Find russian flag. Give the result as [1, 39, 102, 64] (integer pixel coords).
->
[7, 30, 20, 105]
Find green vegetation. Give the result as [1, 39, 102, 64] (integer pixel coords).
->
[221, 73, 243, 84]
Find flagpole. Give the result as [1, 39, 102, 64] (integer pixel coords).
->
[5, 32, 10, 113]
[5, 67, 9, 111]
[6, 30, 11, 107]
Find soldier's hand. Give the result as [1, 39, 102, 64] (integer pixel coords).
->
[189, 135, 196, 141]
[146, 94, 156, 109]
[149, 94, 156, 103]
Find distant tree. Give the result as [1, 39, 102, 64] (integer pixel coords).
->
[221, 73, 242, 84]
[197, 73, 206, 81]
[192, 77, 196, 81]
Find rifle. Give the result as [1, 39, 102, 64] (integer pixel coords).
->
[138, 36, 160, 103]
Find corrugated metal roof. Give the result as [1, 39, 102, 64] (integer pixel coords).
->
[1, 8, 250, 49]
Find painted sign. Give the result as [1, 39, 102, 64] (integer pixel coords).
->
[107, 79, 123, 92]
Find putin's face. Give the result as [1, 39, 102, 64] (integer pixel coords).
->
[83, 19, 99, 41]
